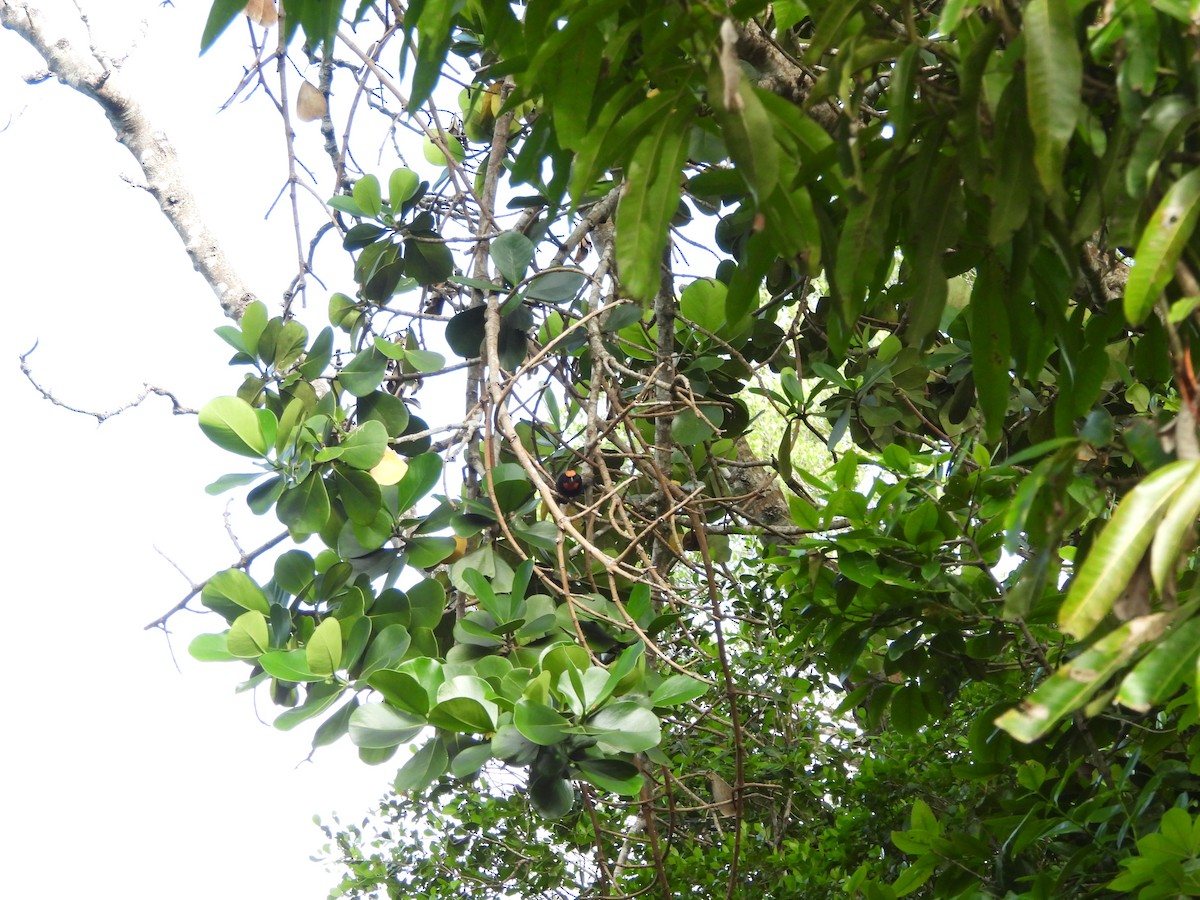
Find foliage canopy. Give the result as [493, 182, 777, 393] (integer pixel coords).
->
[159, 0, 1200, 896]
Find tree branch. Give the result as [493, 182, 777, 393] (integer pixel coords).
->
[1, 1, 256, 319]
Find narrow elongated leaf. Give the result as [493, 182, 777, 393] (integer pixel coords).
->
[1118, 616, 1200, 711]
[1059, 461, 1195, 638]
[1124, 169, 1200, 324]
[996, 614, 1169, 742]
[615, 103, 694, 301]
[1024, 0, 1082, 204]
[966, 258, 1012, 444]
[1150, 461, 1200, 592]
[708, 69, 779, 205]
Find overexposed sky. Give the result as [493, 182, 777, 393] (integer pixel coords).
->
[1, 3, 409, 896]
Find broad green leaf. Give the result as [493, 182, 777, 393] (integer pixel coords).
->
[395, 452, 443, 514]
[188, 633, 236, 662]
[337, 420, 389, 470]
[575, 757, 644, 796]
[393, 737, 449, 793]
[274, 681, 343, 731]
[203, 568, 270, 615]
[199, 396, 268, 458]
[679, 279, 727, 333]
[1124, 169, 1200, 324]
[1060, 461, 1195, 638]
[389, 167, 419, 206]
[353, 175, 382, 218]
[650, 674, 710, 708]
[1024, 0, 1082, 205]
[348, 701, 425, 749]
[491, 231, 535, 284]
[276, 474, 331, 535]
[514, 697, 573, 745]
[359, 624, 414, 679]
[274, 550, 315, 596]
[306, 616, 343, 676]
[227, 610, 269, 658]
[239, 300, 268, 359]
[588, 701, 661, 752]
[338, 348, 389, 397]
[524, 269, 585, 303]
[259, 649, 323, 682]
[312, 697, 360, 749]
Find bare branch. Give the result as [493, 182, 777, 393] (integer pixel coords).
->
[20, 341, 195, 420]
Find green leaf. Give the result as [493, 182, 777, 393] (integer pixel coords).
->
[259, 649, 324, 683]
[1117, 617, 1200, 711]
[679, 279, 727, 333]
[491, 231, 535, 284]
[671, 407, 719, 444]
[393, 737, 449, 793]
[227, 610, 269, 658]
[514, 698, 573, 746]
[650, 674, 709, 707]
[967, 258, 1011, 445]
[588, 701, 661, 752]
[427, 694, 498, 733]
[203, 569, 270, 615]
[1024, 0, 1082, 205]
[389, 167, 419, 207]
[996, 614, 1169, 742]
[188, 633, 236, 662]
[1124, 169, 1200, 324]
[348, 702, 425, 749]
[359, 624, 414, 679]
[338, 348, 390, 398]
[275, 682, 344, 731]
[277, 474, 331, 535]
[274, 550, 315, 596]
[708, 73, 779, 206]
[404, 236, 454, 285]
[1150, 461, 1200, 592]
[395, 452, 444, 514]
[353, 175, 382, 218]
[200, 0, 247, 53]
[199, 396, 269, 458]
[615, 101, 694, 301]
[575, 757, 644, 796]
[524, 269, 586, 303]
[337, 420, 389, 470]
[1059, 461, 1195, 638]
[306, 616, 343, 677]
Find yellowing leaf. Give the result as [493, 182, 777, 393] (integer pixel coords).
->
[369, 449, 409, 486]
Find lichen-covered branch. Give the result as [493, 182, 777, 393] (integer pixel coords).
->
[1, 1, 256, 319]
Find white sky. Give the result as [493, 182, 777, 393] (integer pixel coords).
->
[1, 3, 408, 896]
